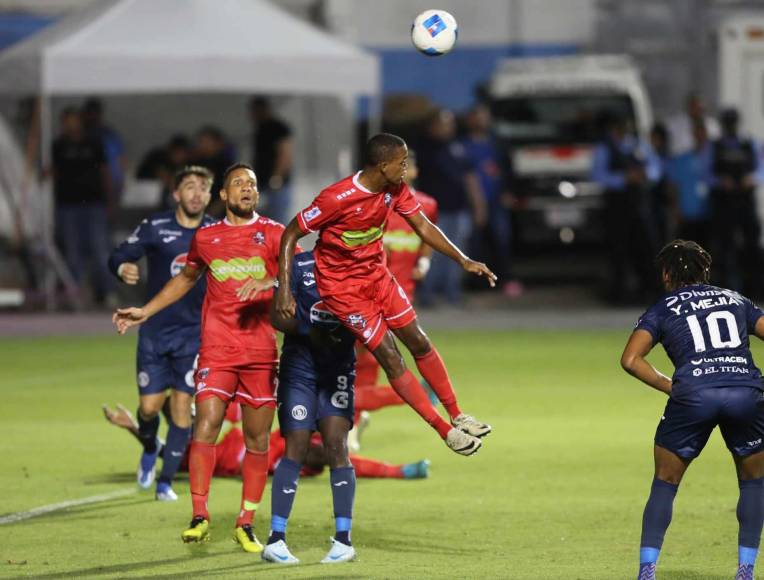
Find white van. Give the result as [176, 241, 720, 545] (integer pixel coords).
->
[488, 54, 653, 246]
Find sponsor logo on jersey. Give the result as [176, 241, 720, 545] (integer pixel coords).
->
[340, 225, 384, 248]
[151, 218, 171, 226]
[302, 271, 316, 287]
[383, 230, 421, 252]
[309, 301, 340, 328]
[347, 313, 366, 329]
[252, 232, 266, 245]
[303, 206, 321, 222]
[162, 236, 178, 243]
[291, 405, 308, 420]
[209, 256, 266, 282]
[170, 253, 188, 277]
[137, 371, 150, 388]
[331, 391, 349, 409]
[159, 229, 182, 237]
[384, 192, 392, 207]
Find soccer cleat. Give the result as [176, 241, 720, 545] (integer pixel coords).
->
[445, 428, 482, 456]
[233, 524, 264, 553]
[347, 411, 370, 454]
[637, 562, 656, 580]
[181, 517, 209, 543]
[155, 481, 178, 502]
[451, 413, 492, 438]
[137, 449, 159, 489]
[320, 537, 356, 564]
[736, 564, 755, 580]
[401, 459, 430, 479]
[262, 539, 299, 564]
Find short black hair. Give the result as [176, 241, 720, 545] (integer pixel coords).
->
[222, 162, 255, 188]
[656, 239, 712, 290]
[364, 133, 406, 167]
[174, 165, 213, 190]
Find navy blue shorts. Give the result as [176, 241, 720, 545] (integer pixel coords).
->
[277, 364, 355, 434]
[655, 387, 764, 459]
[136, 334, 198, 396]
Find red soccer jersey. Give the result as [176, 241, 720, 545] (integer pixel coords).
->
[383, 189, 438, 294]
[186, 215, 283, 364]
[296, 172, 422, 285]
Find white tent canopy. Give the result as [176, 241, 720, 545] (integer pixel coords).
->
[0, 0, 380, 96]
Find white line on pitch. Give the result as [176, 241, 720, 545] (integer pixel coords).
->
[0, 488, 137, 525]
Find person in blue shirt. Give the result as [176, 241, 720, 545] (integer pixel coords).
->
[108, 166, 215, 501]
[234, 250, 363, 564]
[621, 240, 764, 580]
[708, 108, 764, 296]
[592, 114, 662, 303]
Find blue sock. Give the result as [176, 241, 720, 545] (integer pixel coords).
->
[640, 478, 679, 562]
[738, 477, 764, 566]
[137, 409, 160, 454]
[157, 420, 191, 485]
[330, 466, 355, 546]
[268, 458, 302, 544]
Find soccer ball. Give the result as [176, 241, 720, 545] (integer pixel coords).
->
[411, 9, 458, 56]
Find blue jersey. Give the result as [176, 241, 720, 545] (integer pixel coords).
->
[108, 211, 216, 343]
[279, 250, 355, 382]
[636, 284, 764, 396]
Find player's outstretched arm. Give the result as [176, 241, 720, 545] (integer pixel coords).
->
[405, 211, 497, 287]
[620, 329, 672, 395]
[276, 218, 306, 318]
[112, 265, 201, 334]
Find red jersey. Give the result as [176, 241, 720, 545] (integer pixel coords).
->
[296, 172, 421, 285]
[383, 189, 438, 293]
[186, 215, 283, 364]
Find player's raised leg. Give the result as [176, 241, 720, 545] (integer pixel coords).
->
[318, 415, 357, 564]
[351, 455, 430, 479]
[637, 446, 690, 580]
[233, 402, 274, 554]
[182, 395, 228, 543]
[393, 319, 491, 438]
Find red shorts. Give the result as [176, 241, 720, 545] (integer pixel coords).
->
[195, 359, 278, 410]
[319, 269, 417, 351]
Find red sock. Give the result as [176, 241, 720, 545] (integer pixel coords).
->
[189, 440, 216, 520]
[389, 369, 451, 439]
[355, 385, 404, 412]
[236, 448, 269, 527]
[414, 348, 462, 419]
[350, 454, 403, 478]
[355, 343, 381, 387]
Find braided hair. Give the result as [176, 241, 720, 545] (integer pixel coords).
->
[655, 239, 712, 290]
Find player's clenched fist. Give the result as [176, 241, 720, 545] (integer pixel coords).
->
[275, 285, 296, 319]
[462, 259, 497, 288]
[117, 262, 140, 285]
[112, 307, 148, 334]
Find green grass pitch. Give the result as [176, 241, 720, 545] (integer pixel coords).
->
[1, 329, 759, 579]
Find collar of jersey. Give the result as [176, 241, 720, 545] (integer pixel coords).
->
[223, 213, 259, 226]
[352, 171, 375, 194]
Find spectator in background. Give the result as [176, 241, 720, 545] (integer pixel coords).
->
[666, 120, 711, 247]
[137, 135, 192, 208]
[193, 126, 235, 216]
[666, 92, 720, 157]
[592, 113, 661, 303]
[709, 108, 763, 296]
[416, 108, 487, 306]
[51, 107, 114, 306]
[461, 103, 522, 298]
[82, 98, 126, 202]
[649, 122, 673, 244]
[249, 96, 294, 225]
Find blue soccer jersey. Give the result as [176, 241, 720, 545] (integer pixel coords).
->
[636, 284, 764, 396]
[278, 250, 356, 433]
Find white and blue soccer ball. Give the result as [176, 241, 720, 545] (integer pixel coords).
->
[411, 9, 458, 56]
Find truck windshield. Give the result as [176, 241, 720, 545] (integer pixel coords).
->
[492, 94, 636, 145]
